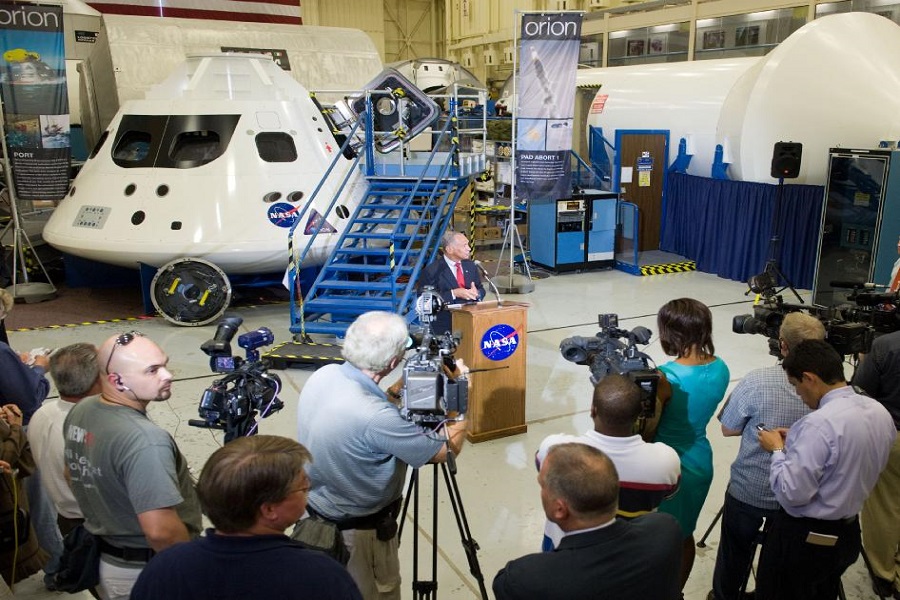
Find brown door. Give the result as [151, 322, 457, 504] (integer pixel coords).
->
[618, 133, 667, 251]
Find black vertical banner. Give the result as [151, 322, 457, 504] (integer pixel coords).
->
[515, 12, 581, 202]
[0, 3, 70, 200]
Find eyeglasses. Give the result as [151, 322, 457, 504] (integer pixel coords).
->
[105, 331, 144, 374]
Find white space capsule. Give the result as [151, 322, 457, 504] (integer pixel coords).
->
[43, 53, 367, 275]
[579, 12, 900, 184]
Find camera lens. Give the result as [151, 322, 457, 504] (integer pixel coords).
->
[559, 337, 589, 363]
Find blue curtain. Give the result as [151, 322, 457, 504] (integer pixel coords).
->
[661, 173, 824, 290]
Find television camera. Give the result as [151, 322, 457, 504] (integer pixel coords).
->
[189, 315, 284, 442]
[401, 287, 468, 426]
[732, 283, 900, 357]
[559, 314, 660, 420]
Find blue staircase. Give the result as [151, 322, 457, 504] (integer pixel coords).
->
[288, 93, 485, 339]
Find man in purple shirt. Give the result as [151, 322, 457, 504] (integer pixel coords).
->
[756, 339, 896, 600]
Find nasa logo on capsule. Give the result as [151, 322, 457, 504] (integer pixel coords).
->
[480, 324, 519, 361]
[267, 202, 300, 228]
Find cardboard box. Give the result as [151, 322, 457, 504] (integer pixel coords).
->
[475, 226, 502, 240]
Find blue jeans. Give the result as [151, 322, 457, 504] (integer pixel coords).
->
[25, 473, 64, 577]
[712, 491, 778, 599]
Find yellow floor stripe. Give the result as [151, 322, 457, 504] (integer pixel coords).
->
[11, 315, 153, 333]
[639, 261, 697, 276]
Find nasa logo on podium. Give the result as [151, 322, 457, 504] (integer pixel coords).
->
[480, 324, 520, 361]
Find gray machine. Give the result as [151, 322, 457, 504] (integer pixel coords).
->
[812, 148, 900, 305]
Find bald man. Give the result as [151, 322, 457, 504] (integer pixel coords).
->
[63, 332, 202, 600]
[494, 443, 682, 600]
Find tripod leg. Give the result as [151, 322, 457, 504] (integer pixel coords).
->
[440, 462, 489, 600]
[697, 505, 724, 548]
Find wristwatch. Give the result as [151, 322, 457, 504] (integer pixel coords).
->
[771, 446, 785, 453]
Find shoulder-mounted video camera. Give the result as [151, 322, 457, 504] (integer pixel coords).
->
[560, 313, 660, 419]
[732, 284, 900, 357]
[188, 315, 284, 442]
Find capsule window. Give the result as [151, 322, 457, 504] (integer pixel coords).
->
[113, 131, 152, 163]
[169, 130, 222, 166]
[256, 132, 297, 162]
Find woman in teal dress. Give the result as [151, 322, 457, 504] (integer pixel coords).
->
[654, 298, 730, 591]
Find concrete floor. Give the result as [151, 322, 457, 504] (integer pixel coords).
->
[5, 266, 880, 599]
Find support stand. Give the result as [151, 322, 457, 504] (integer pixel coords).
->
[0, 102, 56, 303]
[494, 215, 534, 294]
[749, 178, 802, 304]
[696, 505, 723, 548]
[399, 452, 488, 599]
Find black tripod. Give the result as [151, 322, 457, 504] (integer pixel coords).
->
[749, 178, 804, 304]
[700, 509, 853, 600]
[399, 451, 488, 599]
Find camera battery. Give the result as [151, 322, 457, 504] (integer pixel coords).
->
[404, 371, 443, 413]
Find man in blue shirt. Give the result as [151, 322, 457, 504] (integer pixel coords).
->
[297, 311, 468, 600]
[711, 312, 824, 600]
[756, 339, 896, 600]
[131, 435, 361, 600]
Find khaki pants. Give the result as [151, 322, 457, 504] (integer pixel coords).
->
[97, 555, 144, 600]
[862, 435, 900, 591]
[342, 528, 400, 600]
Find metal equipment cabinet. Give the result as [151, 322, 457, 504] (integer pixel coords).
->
[812, 148, 900, 305]
[529, 191, 617, 272]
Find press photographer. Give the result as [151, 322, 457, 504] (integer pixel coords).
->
[189, 315, 283, 442]
[295, 311, 468, 600]
[711, 312, 825, 600]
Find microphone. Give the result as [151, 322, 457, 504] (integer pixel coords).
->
[829, 280, 879, 290]
[474, 260, 503, 307]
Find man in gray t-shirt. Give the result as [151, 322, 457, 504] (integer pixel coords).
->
[64, 332, 201, 600]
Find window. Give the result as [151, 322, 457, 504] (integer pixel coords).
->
[170, 130, 222, 166]
[113, 131, 152, 163]
[256, 132, 297, 162]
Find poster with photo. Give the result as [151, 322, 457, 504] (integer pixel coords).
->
[0, 2, 70, 200]
[515, 12, 582, 201]
[735, 25, 760, 47]
[703, 30, 726, 50]
[649, 36, 667, 54]
[627, 39, 645, 57]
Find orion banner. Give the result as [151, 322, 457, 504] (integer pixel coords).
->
[0, 2, 70, 201]
[515, 12, 581, 203]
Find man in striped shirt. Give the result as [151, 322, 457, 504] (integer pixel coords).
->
[535, 373, 681, 549]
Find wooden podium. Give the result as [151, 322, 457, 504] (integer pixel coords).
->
[451, 300, 528, 442]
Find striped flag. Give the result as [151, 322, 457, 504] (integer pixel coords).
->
[86, 0, 302, 25]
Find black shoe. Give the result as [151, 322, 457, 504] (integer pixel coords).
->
[872, 576, 897, 599]
[43, 572, 59, 592]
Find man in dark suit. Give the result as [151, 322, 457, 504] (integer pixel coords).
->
[418, 230, 485, 335]
[493, 443, 683, 600]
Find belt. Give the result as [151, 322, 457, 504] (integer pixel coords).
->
[98, 538, 155, 563]
[781, 511, 858, 527]
[310, 498, 402, 531]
